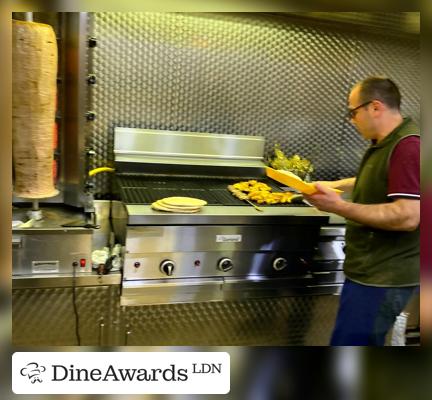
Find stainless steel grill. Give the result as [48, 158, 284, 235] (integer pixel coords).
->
[113, 128, 336, 306]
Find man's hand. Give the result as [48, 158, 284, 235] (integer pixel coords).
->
[303, 183, 345, 214]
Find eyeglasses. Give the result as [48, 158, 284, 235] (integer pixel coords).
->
[347, 100, 373, 119]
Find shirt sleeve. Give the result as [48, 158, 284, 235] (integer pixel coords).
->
[387, 136, 420, 199]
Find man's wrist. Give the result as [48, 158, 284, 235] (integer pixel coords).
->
[333, 198, 350, 216]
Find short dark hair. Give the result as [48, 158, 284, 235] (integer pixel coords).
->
[356, 77, 401, 110]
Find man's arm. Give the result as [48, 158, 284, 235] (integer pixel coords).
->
[304, 183, 419, 231]
[315, 177, 356, 193]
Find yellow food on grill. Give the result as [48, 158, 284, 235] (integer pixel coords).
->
[227, 185, 249, 200]
[228, 181, 300, 205]
[232, 180, 271, 192]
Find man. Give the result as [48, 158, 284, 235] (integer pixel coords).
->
[304, 77, 420, 346]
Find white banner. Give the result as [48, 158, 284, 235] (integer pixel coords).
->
[12, 352, 230, 394]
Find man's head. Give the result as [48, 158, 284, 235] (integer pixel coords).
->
[348, 77, 403, 141]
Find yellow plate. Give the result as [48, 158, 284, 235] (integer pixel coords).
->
[266, 167, 343, 195]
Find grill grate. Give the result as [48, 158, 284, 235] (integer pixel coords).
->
[116, 175, 307, 206]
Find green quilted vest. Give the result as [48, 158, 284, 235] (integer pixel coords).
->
[344, 117, 420, 286]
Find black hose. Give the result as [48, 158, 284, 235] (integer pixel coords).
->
[72, 263, 81, 346]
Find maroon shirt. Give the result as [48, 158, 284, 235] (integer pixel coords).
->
[387, 136, 420, 199]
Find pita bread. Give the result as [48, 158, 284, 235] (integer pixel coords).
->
[158, 200, 201, 210]
[151, 201, 201, 213]
[160, 196, 207, 207]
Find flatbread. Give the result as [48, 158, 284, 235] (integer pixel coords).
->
[158, 200, 201, 210]
[151, 201, 201, 213]
[160, 196, 207, 207]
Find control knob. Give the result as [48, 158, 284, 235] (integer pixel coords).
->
[217, 258, 233, 272]
[273, 257, 288, 271]
[160, 260, 175, 276]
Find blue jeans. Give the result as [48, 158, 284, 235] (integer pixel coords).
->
[330, 279, 418, 346]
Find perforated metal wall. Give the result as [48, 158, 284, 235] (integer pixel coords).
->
[87, 12, 419, 195]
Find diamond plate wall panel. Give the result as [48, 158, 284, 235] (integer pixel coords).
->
[87, 12, 419, 195]
[123, 296, 339, 346]
[12, 285, 121, 346]
[13, 287, 76, 346]
[13, 285, 338, 346]
[292, 12, 419, 35]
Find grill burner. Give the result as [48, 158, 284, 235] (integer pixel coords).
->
[116, 174, 306, 206]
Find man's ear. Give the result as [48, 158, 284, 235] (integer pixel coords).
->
[372, 99, 383, 112]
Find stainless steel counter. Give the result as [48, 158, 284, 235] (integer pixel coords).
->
[12, 204, 90, 229]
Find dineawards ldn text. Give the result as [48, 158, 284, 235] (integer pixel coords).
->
[51, 363, 222, 382]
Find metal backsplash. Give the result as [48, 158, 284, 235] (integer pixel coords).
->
[87, 12, 419, 196]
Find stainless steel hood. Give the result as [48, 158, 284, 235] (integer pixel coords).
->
[114, 127, 267, 175]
